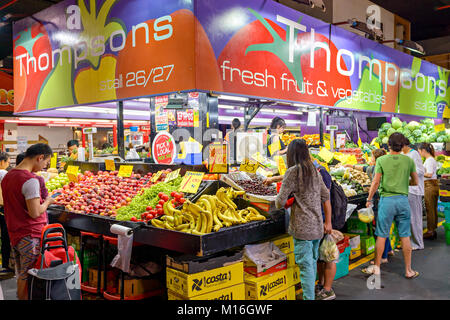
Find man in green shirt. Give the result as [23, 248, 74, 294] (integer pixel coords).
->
[364, 133, 419, 279]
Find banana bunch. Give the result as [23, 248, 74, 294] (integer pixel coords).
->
[150, 187, 266, 235]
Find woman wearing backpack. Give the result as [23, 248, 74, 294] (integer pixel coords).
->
[345, 149, 395, 264]
[276, 139, 332, 300]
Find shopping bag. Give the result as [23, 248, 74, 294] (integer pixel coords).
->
[358, 207, 374, 223]
[319, 234, 340, 262]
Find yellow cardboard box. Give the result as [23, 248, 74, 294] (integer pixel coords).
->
[244, 269, 289, 300]
[286, 252, 296, 267]
[286, 265, 300, 286]
[166, 262, 244, 298]
[266, 285, 296, 300]
[270, 234, 294, 254]
[167, 283, 245, 300]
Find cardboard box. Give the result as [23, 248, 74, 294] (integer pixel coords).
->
[344, 233, 361, 250]
[244, 242, 287, 277]
[286, 265, 300, 286]
[265, 285, 296, 300]
[88, 268, 117, 290]
[166, 262, 244, 298]
[244, 269, 289, 300]
[167, 283, 245, 300]
[244, 259, 287, 278]
[269, 234, 294, 254]
[118, 277, 163, 298]
[286, 252, 296, 267]
[166, 250, 242, 274]
[360, 236, 375, 255]
[350, 248, 361, 260]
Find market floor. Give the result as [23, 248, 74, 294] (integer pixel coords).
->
[332, 224, 450, 300]
[1, 224, 449, 300]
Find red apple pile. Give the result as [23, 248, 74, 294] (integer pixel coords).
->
[53, 170, 155, 217]
[134, 191, 186, 223]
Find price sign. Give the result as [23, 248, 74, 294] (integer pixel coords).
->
[151, 171, 163, 183]
[66, 165, 79, 182]
[179, 171, 204, 194]
[256, 167, 273, 178]
[318, 147, 334, 163]
[118, 165, 133, 177]
[240, 158, 260, 174]
[164, 168, 180, 183]
[435, 123, 445, 132]
[346, 155, 358, 165]
[209, 143, 228, 173]
[274, 156, 287, 176]
[50, 153, 57, 169]
[443, 161, 450, 169]
[105, 159, 115, 171]
[268, 139, 281, 156]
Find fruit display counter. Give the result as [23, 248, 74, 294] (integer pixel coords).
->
[47, 163, 286, 256]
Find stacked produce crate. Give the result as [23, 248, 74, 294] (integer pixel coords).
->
[244, 234, 299, 300]
[439, 175, 450, 245]
[166, 251, 245, 300]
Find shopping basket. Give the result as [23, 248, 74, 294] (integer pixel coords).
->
[28, 224, 82, 300]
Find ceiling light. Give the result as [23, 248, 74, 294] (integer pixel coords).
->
[218, 104, 235, 110]
[218, 95, 248, 102]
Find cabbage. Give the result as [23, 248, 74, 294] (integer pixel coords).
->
[402, 121, 407, 128]
[409, 137, 416, 144]
[412, 129, 422, 138]
[375, 137, 382, 144]
[446, 135, 450, 143]
[419, 125, 426, 132]
[403, 129, 411, 137]
[426, 135, 434, 143]
[381, 123, 392, 131]
[429, 133, 437, 142]
[437, 136, 446, 143]
[416, 136, 426, 143]
[437, 130, 447, 137]
[387, 128, 396, 137]
[396, 128, 404, 134]
[392, 118, 403, 129]
[406, 121, 420, 131]
[382, 137, 389, 145]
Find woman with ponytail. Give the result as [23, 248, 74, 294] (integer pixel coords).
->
[275, 139, 332, 300]
[418, 143, 439, 240]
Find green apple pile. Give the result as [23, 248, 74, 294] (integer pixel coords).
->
[46, 173, 70, 192]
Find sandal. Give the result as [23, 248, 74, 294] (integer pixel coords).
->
[361, 265, 380, 275]
[370, 259, 388, 265]
[405, 271, 419, 279]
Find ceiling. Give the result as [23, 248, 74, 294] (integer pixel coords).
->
[370, 0, 450, 42]
[0, 0, 449, 72]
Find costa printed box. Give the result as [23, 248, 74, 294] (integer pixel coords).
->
[269, 234, 294, 254]
[286, 266, 300, 287]
[166, 262, 243, 298]
[286, 252, 296, 267]
[244, 269, 289, 300]
[167, 283, 245, 300]
[265, 285, 296, 300]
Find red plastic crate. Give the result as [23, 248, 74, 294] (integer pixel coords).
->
[337, 236, 350, 254]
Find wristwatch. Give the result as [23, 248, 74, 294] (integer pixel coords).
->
[367, 199, 373, 203]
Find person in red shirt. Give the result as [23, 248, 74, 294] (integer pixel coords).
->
[1, 144, 55, 300]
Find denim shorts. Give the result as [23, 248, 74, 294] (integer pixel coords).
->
[375, 195, 411, 238]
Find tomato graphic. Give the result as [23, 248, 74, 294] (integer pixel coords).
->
[13, 23, 52, 113]
[217, 17, 351, 106]
[116, 9, 222, 99]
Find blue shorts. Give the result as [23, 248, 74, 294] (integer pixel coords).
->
[375, 195, 411, 238]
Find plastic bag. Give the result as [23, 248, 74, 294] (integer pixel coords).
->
[358, 207, 374, 223]
[346, 204, 358, 221]
[319, 234, 340, 262]
[330, 230, 344, 243]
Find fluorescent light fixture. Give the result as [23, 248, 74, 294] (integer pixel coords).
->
[218, 95, 248, 102]
[218, 104, 235, 110]
[277, 109, 304, 115]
